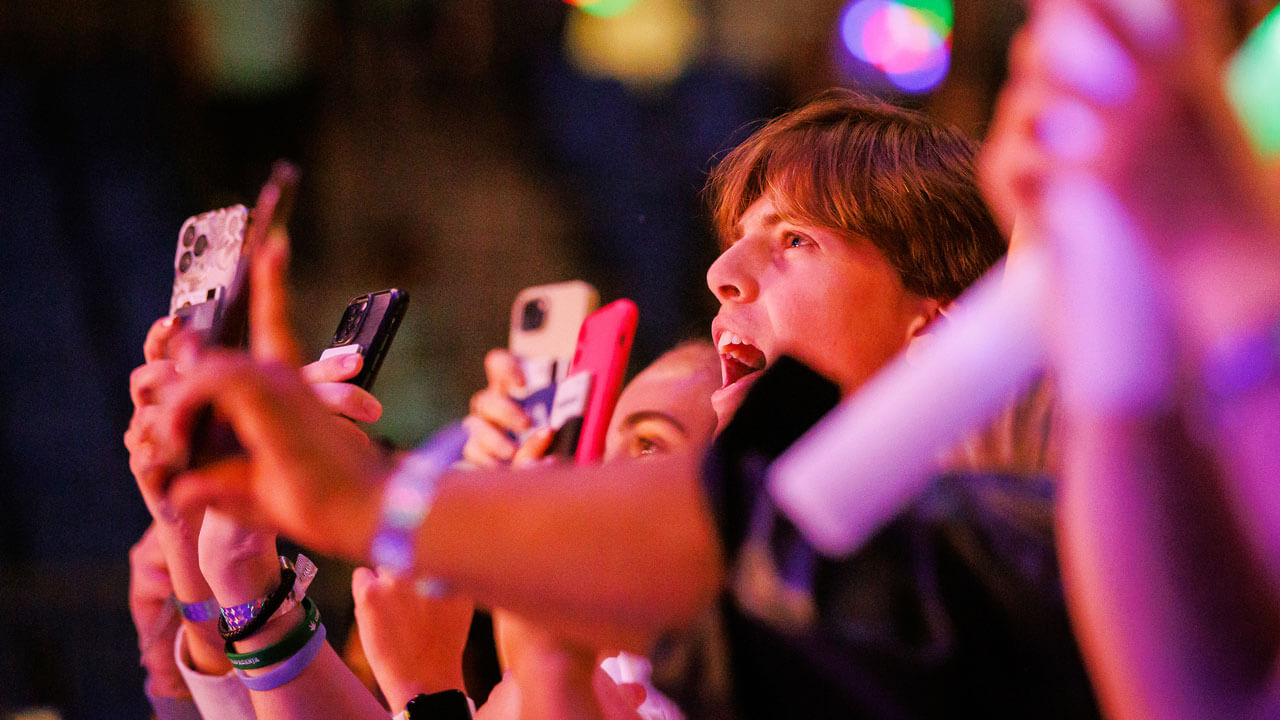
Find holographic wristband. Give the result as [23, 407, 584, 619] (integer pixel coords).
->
[176, 596, 221, 623]
[218, 562, 296, 641]
[236, 621, 327, 692]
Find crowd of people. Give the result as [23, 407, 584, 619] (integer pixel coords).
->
[124, 0, 1280, 718]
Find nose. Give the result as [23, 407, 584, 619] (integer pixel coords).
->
[706, 240, 759, 304]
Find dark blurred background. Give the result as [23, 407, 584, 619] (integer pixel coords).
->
[0, 0, 1023, 716]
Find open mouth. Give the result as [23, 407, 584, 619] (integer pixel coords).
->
[716, 331, 767, 389]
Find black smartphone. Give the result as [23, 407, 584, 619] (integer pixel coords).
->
[319, 289, 410, 391]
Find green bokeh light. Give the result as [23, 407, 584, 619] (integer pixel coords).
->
[1227, 5, 1280, 158]
[575, 0, 639, 19]
[898, 0, 953, 34]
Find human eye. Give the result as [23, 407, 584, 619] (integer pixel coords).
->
[784, 232, 815, 249]
[631, 435, 669, 458]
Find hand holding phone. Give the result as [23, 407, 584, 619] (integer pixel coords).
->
[508, 281, 599, 393]
[319, 289, 410, 392]
[185, 161, 301, 470]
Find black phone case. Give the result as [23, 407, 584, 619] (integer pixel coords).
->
[325, 289, 409, 391]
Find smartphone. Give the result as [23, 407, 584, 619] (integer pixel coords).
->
[565, 299, 638, 465]
[508, 281, 599, 392]
[170, 204, 249, 334]
[1226, 1, 1280, 158]
[202, 160, 300, 350]
[185, 161, 300, 470]
[319, 289, 410, 391]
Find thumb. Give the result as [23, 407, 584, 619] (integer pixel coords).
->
[351, 566, 376, 604]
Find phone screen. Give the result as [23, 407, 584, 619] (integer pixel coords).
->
[1226, 3, 1280, 158]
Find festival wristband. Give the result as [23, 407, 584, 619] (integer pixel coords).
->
[235, 621, 327, 692]
[218, 554, 317, 642]
[370, 425, 469, 575]
[218, 562, 296, 641]
[225, 596, 320, 667]
[176, 596, 220, 623]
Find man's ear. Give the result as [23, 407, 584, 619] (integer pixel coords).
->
[904, 298, 950, 364]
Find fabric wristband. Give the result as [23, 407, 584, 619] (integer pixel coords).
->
[176, 596, 221, 623]
[370, 424, 469, 575]
[236, 621, 328, 692]
[219, 562, 296, 641]
[225, 596, 320, 666]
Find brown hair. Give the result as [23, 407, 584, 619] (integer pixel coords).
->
[707, 89, 1005, 302]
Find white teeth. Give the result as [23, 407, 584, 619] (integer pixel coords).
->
[716, 330, 759, 359]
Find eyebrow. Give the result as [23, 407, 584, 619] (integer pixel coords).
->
[730, 212, 783, 244]
[620, 410, 687, 436]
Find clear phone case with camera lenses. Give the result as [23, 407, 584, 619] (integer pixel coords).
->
[169, 204, 249, 315]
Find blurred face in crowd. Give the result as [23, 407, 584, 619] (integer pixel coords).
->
[604, 343, 720, 461]
[706, 195, 941, 426]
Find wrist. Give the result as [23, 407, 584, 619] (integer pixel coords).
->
[231, 602, 307, 665]
[385, 665, 467, 711]
[205, 547, 281, 607]
[143, 666, 191, 701]
[183, 617, 233, 675]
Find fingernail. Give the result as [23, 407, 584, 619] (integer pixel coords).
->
[343, 353, 361, 370]
[163, 316, 176, 328]
[1035, 97, 1104, 162]
[1041, 4, 1138, 107]
[363, 396, 382, 417]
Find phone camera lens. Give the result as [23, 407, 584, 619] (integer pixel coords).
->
[182, 226, 195, 247]
[179, 251, 193, 273]
[333, 299, 369, 345]
[194, 234, 208, 256]
[521, 299, 547, 331]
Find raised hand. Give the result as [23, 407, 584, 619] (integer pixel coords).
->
[462, 349, 534, 467]
[350, 567, 474, 711]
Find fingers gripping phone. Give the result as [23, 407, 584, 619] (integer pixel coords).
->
[508, 281, 599, 393]
[319, 289, 409, 392]
[183, 161, 300, 470]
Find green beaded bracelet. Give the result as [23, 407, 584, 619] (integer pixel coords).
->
[225, 596, 320, 669]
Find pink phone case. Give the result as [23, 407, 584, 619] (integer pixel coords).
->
[568, 299, 638, 464]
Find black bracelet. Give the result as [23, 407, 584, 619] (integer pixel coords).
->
[218, 564, 298, 642]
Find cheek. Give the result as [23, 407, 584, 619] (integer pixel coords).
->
[770, 274, 913, 389]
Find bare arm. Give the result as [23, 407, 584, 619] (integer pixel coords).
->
[1057, 410, 1280, 720]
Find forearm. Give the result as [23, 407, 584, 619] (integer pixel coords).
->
[1214, 381, 1280, 589]
[245, 641, 389, 720]
[1057, 412, 1279, 720]
[219, 574, 387, 719]
[407, 453, 722, 648]
[154, 523, 232, 676]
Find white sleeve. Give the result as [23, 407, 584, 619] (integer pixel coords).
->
[600, 652, 685, 720]
[174, 624, 258, 720]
